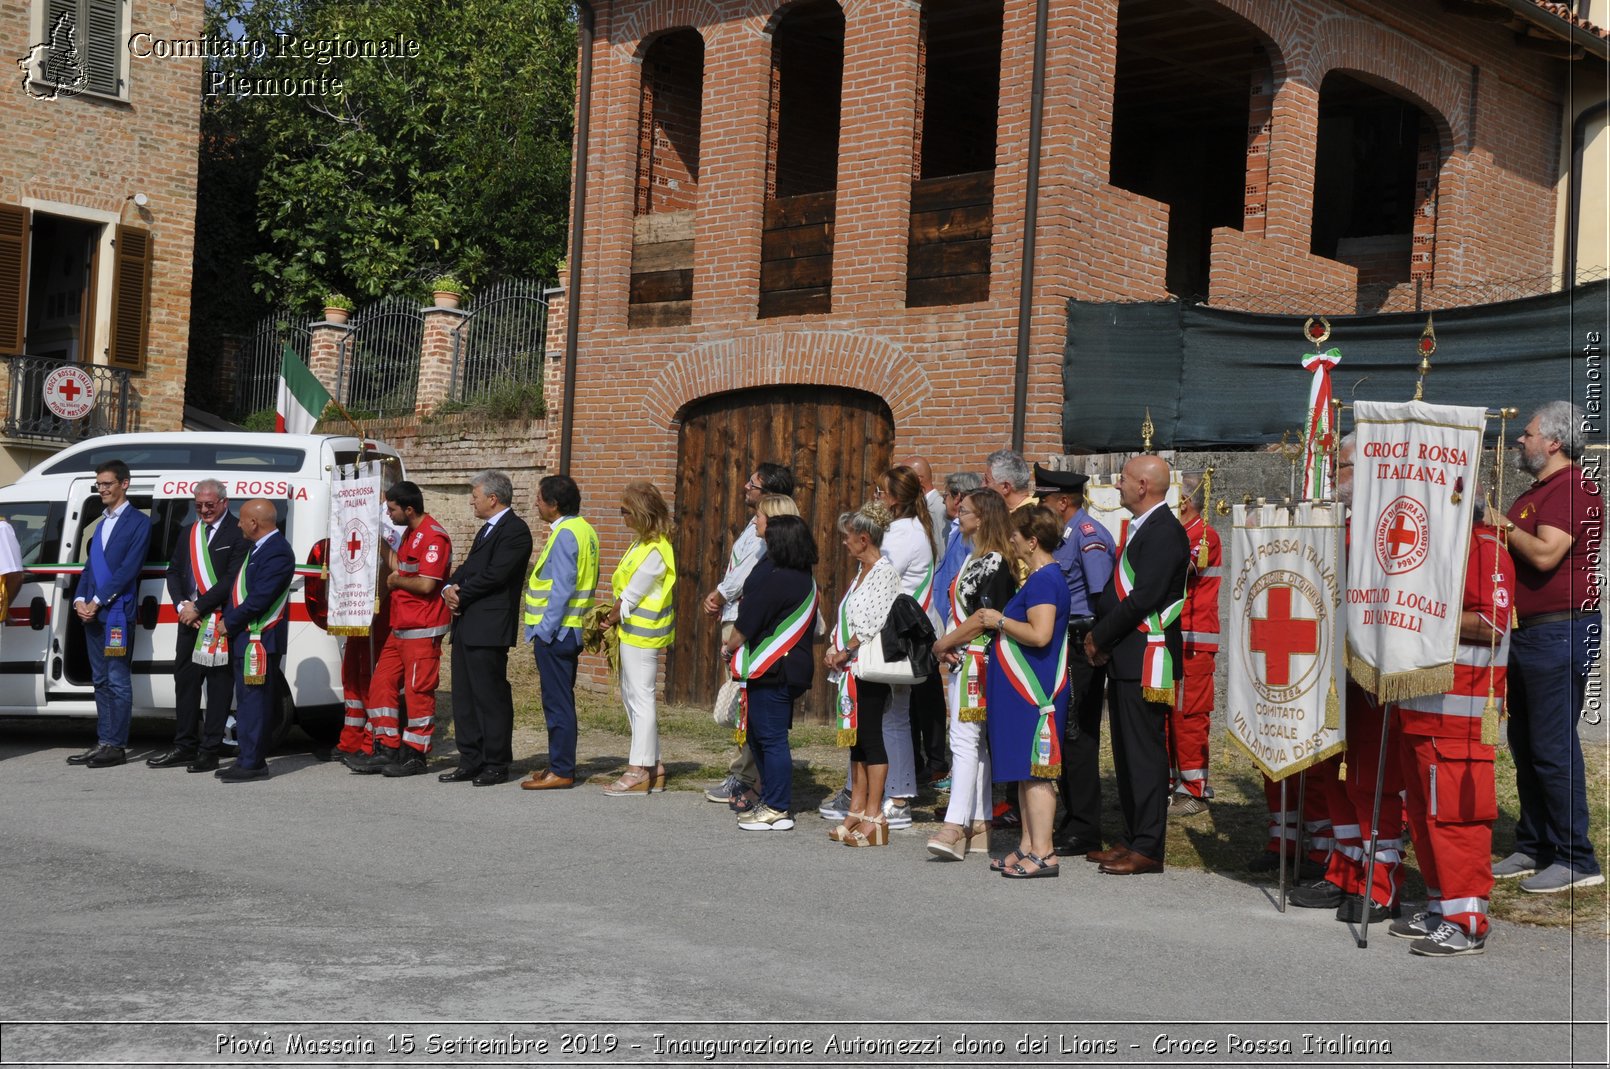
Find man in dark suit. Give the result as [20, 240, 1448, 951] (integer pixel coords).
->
[440, 470, 534, 785]
[217, 499, 295, 782]
[151, 479, 248, 772]
[67, 459, 153, 769]
[1084, 454, 1189, 875]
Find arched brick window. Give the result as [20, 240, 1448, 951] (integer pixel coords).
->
[1310, 71, 1440, 289]
[906, 0, 1001, 307]
[1108, 0, 1277, 298]
[630, 29, 705, 328]
[759, 0, 844, 318]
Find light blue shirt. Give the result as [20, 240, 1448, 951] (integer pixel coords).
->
[717, 518, 765, 624]
[525, 523, 580, 645]
[933, 519, 971, 622]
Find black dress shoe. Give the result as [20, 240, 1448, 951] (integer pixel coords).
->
[1287, 879, 1345, 909]
[1053, 834, 1102, 856]
[381, 753, 428, 778]
[217, 763, 270, 782]
[472, 769, 509, 787]
[66, 746, 103, 765]
[147, 748, 197, 768]
[345, 748, 397, 774]
[86, 746, 127, 768]
[1336, 896, 1400, 924]
[186, 752, 221, 773]
[438, 766, 481, 783]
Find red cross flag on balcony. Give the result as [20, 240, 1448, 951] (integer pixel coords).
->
[1227, 501, 1347, 781]
[1346, 399, 1486, 702]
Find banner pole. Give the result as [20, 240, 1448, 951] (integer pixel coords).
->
[1356, 702, 1394, 949]
[1278, 778, 1289, 912]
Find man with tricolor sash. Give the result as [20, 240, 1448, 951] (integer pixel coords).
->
[1084, 454, 1189, 876]
[217, 499, 295, 782]
[153, 479, 247, 773]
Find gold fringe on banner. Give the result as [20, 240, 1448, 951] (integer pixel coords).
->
[732, 727, 746, 746]
[1032, 762, 1062, 779]
[327, 625, 371, 637]
[835, 728, 857, 747]
[1143, 686, 1174, 705]
[1344, 645, 1454, 705]
[1481, 693, 1501, 746]
[1324, 677, 1340, 730]
[959, 707, 987, 723]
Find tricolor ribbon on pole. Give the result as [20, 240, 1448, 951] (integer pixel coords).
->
[1300, 347, 1341, 501]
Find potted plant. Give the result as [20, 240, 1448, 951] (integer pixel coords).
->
[431, 275, 466, 309]
[323, 292, 355, 324]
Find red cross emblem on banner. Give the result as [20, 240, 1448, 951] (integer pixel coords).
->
[1242, 570, 1329, 704]
[1250, 585, 1318, 687]
[1374, 495, 1430, 575]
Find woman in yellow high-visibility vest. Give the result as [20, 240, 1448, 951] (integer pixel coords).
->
[600, 480, 676, 795]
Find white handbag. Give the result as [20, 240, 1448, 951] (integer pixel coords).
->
[851, 630, 925, 685]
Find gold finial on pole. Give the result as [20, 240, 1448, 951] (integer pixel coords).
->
[1413, 314, 1436, 401]
[1303, 315, 1332, 347]
[1141, 407, 1155, 453]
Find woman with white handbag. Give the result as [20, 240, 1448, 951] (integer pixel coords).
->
[823, 502, 900, 847]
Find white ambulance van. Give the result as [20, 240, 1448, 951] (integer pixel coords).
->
[0, 432, 404, 743]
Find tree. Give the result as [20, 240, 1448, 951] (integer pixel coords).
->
[194, 0, 576, 318]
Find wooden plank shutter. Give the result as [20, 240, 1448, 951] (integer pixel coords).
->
[83, 0, 119, 96]
[108, 225, 151, 371]
[0, 205, 28, 356]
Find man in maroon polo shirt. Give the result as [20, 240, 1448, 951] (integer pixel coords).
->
[1490, 401, 1603, 893]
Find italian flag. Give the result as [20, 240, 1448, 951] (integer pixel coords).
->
[275, 344, 332, 434]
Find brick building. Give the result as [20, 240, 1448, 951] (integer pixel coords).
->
[552, 0, 1607, 712]
[0, 0, 202, 480]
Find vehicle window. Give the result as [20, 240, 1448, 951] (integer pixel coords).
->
[43, 444, 306, 476]
[71, 497, 290, 561]
[0, 501, 64, 565]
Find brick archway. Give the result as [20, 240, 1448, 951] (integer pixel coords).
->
[644, 329, 932, 431]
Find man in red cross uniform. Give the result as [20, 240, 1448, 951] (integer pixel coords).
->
[1388, 508, 1514, 955]
[1166, 472, 1220, 816]
[306, 536, 395, 761]
[347, 480, 452, 778]
[1291, 433, 1401, 921]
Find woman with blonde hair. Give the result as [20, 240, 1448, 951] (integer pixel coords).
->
[928, 488, 1018, 859]
[600, 479, 675, 795]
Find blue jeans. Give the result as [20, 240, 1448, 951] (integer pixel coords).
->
[746, 682, 802, 813]
[1508, 617, 1601, 874]
[84, 620, 133, 747]
[533, 630, 582, 778]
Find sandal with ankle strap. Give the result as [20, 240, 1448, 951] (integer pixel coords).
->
[602, 769, 651, 796]
[990, 849, 1027, 873]
[926, 824, 968, 861]
[1002, 852, 1060, 879]
[844, 815, 889, 848]
[828, 811, 864, 843]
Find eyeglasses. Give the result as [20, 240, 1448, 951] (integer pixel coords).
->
[744, 481, 761, 492]
[957, 507, 975, 517]
[94, 481, 119, 489]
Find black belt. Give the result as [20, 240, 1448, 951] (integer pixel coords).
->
[1516, 609, 1597, 630]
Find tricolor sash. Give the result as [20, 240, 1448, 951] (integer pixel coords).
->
[232, 548, 291, 686]
[729, 582, 818, 744]
[1300, 347, 1341, 500]
[1114, 535, 1184, 705]
[830, 587, 858, 746]
[913, 559, 935, 614]
[996, 627, 1068, 779]
[86, 532, 128, 658]
[188, 522, 229, 667]
[949, 571, 989, 723]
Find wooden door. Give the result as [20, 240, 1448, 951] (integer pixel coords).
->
[669, 386, 895, 721]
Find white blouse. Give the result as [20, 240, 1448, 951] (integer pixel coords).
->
[838, 556, 899, 646]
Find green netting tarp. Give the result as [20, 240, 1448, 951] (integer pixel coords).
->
[1063, 280, 1609, 452]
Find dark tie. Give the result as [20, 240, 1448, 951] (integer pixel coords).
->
[475, 522, 492, 547]
[206, 523, 216, 545]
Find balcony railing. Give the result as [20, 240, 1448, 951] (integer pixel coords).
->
[1, 356, 132, 442]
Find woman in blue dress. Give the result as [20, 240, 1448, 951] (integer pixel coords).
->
[976, 506, 1072, 878]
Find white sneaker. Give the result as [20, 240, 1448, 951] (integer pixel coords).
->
[882, 798, 913, 830]
[818, 787, 851, 821]
[738, 805, 796, 831]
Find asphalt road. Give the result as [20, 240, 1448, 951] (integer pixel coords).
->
[1, 719, 1606, 1068]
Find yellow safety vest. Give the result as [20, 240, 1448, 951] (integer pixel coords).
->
[523, 514, 600, 630]
[611, 537, 677, 649]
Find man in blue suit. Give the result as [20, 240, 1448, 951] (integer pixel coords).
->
[218, 499, 295, 782]
[68, 460, 153, 769]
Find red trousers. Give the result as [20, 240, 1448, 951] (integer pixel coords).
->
[1168, 651, 1214, 798]
[1262, 756, 1336, 865]
[365, 633, 443, 754]
[1324, 698, 1404, 907]
[1398, 733, 1495, 937]
[337, 625, 389, 755]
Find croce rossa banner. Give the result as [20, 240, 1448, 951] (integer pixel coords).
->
[1346, 399, 1486, 702]
[324, 466, 386, 636]
[1227, 502, 1347, 780]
